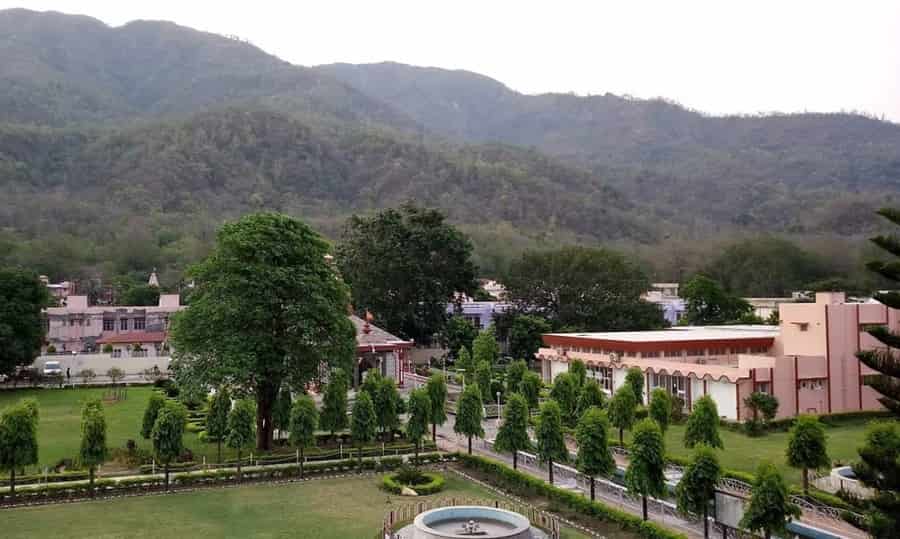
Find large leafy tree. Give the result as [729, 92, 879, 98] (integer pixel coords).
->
[786, 415, 829, 495]
[682, 274, 752, 325]
[535, 399, 567, 485]
[648, 388, 672, 434]
[472, 328, 500, 367]
[569, 359, 587, 388]
[440, 316, 476, 359]
[350, 391, 377, 469]
[169, 212, 356, 451]
[739, 462, 801, 539]
[141, 392, 166, 440]
[206, 387, 231, 463]
[855, 421, 900, 538]
[684, 395, 723, 449]
[272, 387, 292, 441]
[520, 371, 542, 410]
[152, 401, 187, 490]
[288, 394, 318, 479]
[0, 399, 39, 500]
[577, 379, 606, 417]
[495, 393, 530, 470]
[454, 383, 485, 454]
[624, 367, 645, 405]
[576, 407, 615, 501]
[425, 374, 448, 442]
[79, 400, 107, 498]
[508, 314, 552, 365]
[336, 203, 476, 344]
[373, 377, 401, 441]
[676, 444, 722, 539]
[504, 246, 665, 331]
[550, 372, 579, 427]
[320, 369, 349, 438]
[475, 360, 493, 403]
[608, 385, 637, 445]
[505, 360, 528, 395]
[406, 388, 431, 463]
[226, 399, 255, 480]
[0, 268, 49, 376]
[625, 418, 666, 521]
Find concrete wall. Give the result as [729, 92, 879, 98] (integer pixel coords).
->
[32, 354, 171, 379]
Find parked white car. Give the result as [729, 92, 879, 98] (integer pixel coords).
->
[43, 361, 63, 376]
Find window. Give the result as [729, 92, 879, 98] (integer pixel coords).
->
[85, 317, 91, 327]
[652, 373, 687, 397]
[103, 319, 114, 331]
[134, 318, 146, 330]
[664, 349, 682, 358]
[687, 349, 705, 357]
[111, 349, 122, 358]
[120, 318, 128, 331]
[754, 382, 771, 394]
[800, 379, 825, 391]
[625, 350, 637, 357]
[642, 351, 660, 358]
[69, 319, 75, 326]
[589, 366, 614, 391]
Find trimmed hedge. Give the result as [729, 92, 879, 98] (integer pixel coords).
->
[382, 472, 446, 495]
[0, 470, 90, 487]
[2, 453, 449, 506]
[720, 409, 893, 434]
[456, 453, 686, 539]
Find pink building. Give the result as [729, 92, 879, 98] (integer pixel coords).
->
[537, 292, 888, 420]
[44, 294, 183, 354]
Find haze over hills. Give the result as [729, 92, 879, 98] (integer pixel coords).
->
[1, 8, 899, 282]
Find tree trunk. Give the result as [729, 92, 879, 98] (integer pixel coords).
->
[803, 467, 809, 494]
[590, 476, 595, 501]
[217, 439, 222, 463]
[548, 458, 554, 485]
[237, 448, 242, 481]
[255, 380, 279, 451]
[619, 427, 624, 445]
[764, 531, 771, 539]
[357, 442, 363, 471]
[90, 466, 95, 498]
[642, 495, 648, 521]
[414, 440, 420, 466]
[703, 503, 709, 539]
[467, 435, 472, 455]
[164, 462, 170, 492]
[9, 466, 14, 501]
[299, 446, 304, 479]
[432, 422, 437, 443]
[513, 451, 518, 470]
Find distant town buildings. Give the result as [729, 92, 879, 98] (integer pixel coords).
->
[538, 292, 888, 420]
[40, 275, 73, 305]
[446, 300, 513, 330]
[479, 279, 507, 300]
[642, 283, 686, 325]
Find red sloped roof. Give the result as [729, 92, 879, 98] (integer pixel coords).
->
[96, 331, 167, 344]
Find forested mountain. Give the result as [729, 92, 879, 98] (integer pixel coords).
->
[318, 62, 900, 234]
[1, 8, 899, 286]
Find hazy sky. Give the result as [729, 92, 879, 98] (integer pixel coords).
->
[8, 1, 900, 121]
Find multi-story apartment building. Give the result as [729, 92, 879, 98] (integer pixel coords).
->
[44, 294, 183, 356]
[537, 292, 888, 420]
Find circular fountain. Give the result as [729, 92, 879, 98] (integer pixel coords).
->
[411, 506, 536, 539]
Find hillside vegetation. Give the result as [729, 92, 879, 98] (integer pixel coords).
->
[0, 9, 898, 284]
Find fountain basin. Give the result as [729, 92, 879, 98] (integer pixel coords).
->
[412, 506, 533, 539]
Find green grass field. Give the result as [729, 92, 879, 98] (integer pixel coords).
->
[4, 474, 590, 539]
[623, 419, 878, 485]
[0, 386, 233, 471]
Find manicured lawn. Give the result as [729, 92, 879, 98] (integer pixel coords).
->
[623, 419, 880, 485]
[4, 474, 590, 538]
[0, 386, 232, 472]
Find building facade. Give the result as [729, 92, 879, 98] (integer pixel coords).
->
[537, 292, 888, 420]
[44, 294, 184, 354]
[446, 301, 513, 330]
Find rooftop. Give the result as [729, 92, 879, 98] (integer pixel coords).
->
[545, 325, 779, 343]
[350, 315, 411, 349]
